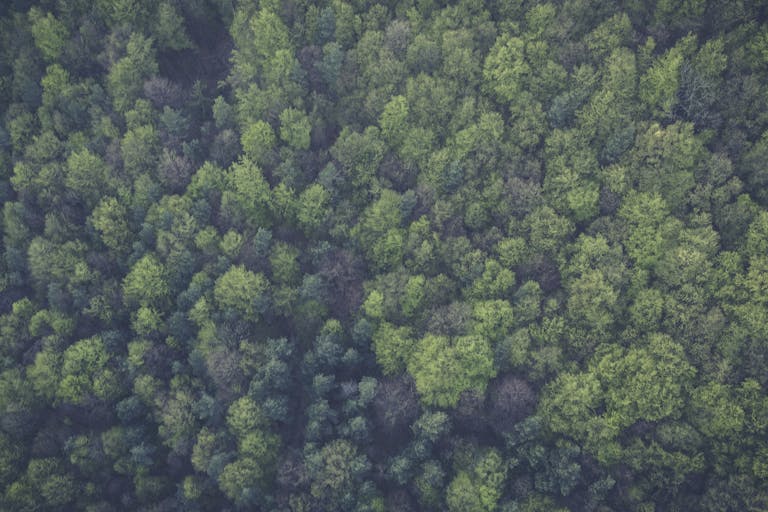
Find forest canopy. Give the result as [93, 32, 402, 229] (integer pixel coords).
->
[1, 0, 768, 510]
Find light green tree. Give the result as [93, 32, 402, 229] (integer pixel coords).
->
[447, 449, 506, 512]
[372, 322, 414, 376]
[241, 120, 276, 165]
[28, 8, 69, 62]
[123, 254, 169, 308]
[279, 108, 311, 150]
[296, 183, 330, 234]
[408, 334, 496, 407]
[57, 336, 118, 405]
[107, 33, 158, 113]
[214, 265, 269, 319]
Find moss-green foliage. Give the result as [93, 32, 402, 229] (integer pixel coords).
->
[106, 33, 158, 113]
[446, 449, 506, 512]
[2, 0, 768, 510]
[57, 336, 119, 405]
[408, 334, 496, 408]
[214, 265, 269, 320]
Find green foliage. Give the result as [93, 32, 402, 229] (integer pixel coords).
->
[230, 7, 291, 85]
[331, 127, 385, 189]
[618, 191, 680, 270]
[379, 95, 409, 148]
[639, 40, 685, 118]
[472, 300, 515, 342]
[27, 347, 61, 401]
[408, 334, 496, 407]
[57, 336, 118, 405]
[227, 396, 268, 437]
[65, 149, 114, 209]
[28, 8, 69, 62]
[152, 2, 192, 50]
[689, 383, 744, 438]
[566, 269, 618, 332]
[597, 334, 695, 425]
[541, 333, 696, 463]
[123, 254, 169, 308]
[217, 457, 264, 505]
[447, 448, 506, 512]
[214, 265, 269, 319]
[222, 157, 272, 229]
[372, 322, 413, 376]
[628, 121, 704, 211]
[353, 189, 405, 268]
[401, 274, 425, 318]
[307, 439, 371, 509]
[1, 2, 767, 510]
[91, 197, 131, 254]
[524, 205, 575, 256]
[270, 241, 300, 285]
[107, 33, 158, 113]
[241, 120, 276, 165]
[296, 183, 330, 234]
[121, 124, 160, 177]
[483, 35, 528, 105]
[279, 108, 311, 150]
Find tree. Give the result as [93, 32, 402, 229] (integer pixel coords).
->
[379, 95, 409, 149]
[270, 241, 300, 285]
[372, 375, 419, 437]
[65, 149, 115, 209]
[28, 8, 69, 62]
[400, 274, 425, 318]
[57, 336, 119, 405]
[158, 387, 199, 455]
[483, 35, 529, 105]
[578, 48, 637, 163]
[330, 127, 385, 190]
[483, 31, 566, 110]
[618, 191, 681, 271]
[566, 269, 618, 334]
[218, 445, 279, 507]
[628, 121, 704, 212]
[27, 347, 61, 401]
[123, 254, 169, 308]
[446, 449, 506, 512]
[214, 265, 269, 319]
[307, 439, 371, 510]
[90, 197, 132, 255]
[5, 458, 77, 510]
[152, 2, 193, 50]
[279, 107, 311, 150]
[107, 33, 158, 113]
[121, 124, 160, 177]
[467, 260, 516, 300]
[639, 38, 687, 119]
[221, 157, 272, 230]
[487, 375, 537, 432]
[407, 334, 496, 408]
[352, 189, 405, 267]
[540, 333, 696, 464]
[296, 183, 331, 234]
[227, 396, 268, 437]
[230, 7, 291, 85]
[598, 334, 695, 427]
[372, 322, 414, 376]
[471, 300, 515, 342]
[241, 120, 276, 165]
[541, 129, 601, 223]
[689, 382, 745, 439]
[524, 205, 574, 256]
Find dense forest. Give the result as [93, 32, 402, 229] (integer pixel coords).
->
[1, 0, 768, 510]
